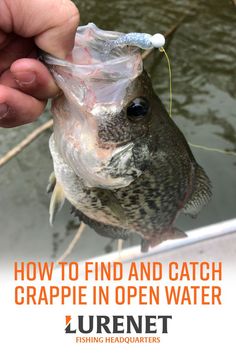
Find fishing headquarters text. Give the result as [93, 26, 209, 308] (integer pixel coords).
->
[13, 261, 222, 306]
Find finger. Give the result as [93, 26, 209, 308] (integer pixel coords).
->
[0, 30, 13, 49]
[0, 85, 46, 127]
[0, 70, 17, 89]
[0, 35, 34, 74]
[2, 0, 80, 59]
[10, 58, 59, 99]
[0, 59, 59, 100]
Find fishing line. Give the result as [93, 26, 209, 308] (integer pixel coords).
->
[106, 31, 235, 159]
[159, 46, 172, 117]
[159, 47, 236, 158]
[189, 143, 236, 157]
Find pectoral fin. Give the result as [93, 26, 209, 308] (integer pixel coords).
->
[49, 182, 65, 226]
[183, 164, 212, 217]
[46, 171, 56, 193]
[97, 189, 127, 225]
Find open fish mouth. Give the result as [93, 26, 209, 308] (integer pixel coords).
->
[43, 23, 145, 189]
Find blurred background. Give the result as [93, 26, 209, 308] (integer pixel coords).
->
[0, 0, 235, 263]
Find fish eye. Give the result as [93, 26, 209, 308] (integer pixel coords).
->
[127, 97, 150, 121]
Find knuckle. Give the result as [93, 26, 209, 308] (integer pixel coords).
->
[62, 1, 80, 29]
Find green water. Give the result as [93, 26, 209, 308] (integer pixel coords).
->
[0, 0, 235, 262]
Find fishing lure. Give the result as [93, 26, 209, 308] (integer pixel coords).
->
[105, 32, 165, 53]
[104, 32, 172, 115]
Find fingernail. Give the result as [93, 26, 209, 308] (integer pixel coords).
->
[0, 103, 9, 119]
[13, 71, 36, 87]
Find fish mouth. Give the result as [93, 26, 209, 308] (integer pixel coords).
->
[45, 23, 147, 190]
[43, 23, 142, 81]
[43, 23, 143, 115]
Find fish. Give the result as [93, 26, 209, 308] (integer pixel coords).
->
[44, 23, 212, 252]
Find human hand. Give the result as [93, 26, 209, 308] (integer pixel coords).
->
[0, 0, 79, 127]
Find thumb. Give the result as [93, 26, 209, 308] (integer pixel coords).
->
[2, 0, 80, 59]
[35, 1, 80, 58]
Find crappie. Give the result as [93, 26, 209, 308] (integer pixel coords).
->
[44, 23, 212, 252]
